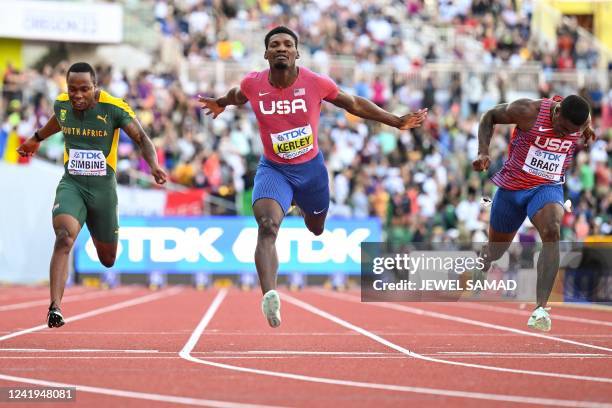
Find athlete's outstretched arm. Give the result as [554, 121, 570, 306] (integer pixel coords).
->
[122, 119, 167, 185]
[328, 90, 427, 129]
[198, 87, 248, 119]
[473, 99, 533, 171]
[17, 114, 62, 157]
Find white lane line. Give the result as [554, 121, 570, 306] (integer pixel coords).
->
[0, 288, 133, 312]
[0, 331, 195, 335]
[0, 348, 159, 353]
[185, 332, 612, 337]
[451, 302, 612, 328]
[179, 293, 611, 407]
[436, 352, 609, 357]
[0, 286, 89, 303]
[0, 288, 183, 342]
[0, 349, 608, 359]
[180, 289, 228, 355]
[317, 290, 612, 353]
[283, 293, 612, 383]
[6, 355, 612, 361]
[212, 351, 388, 355]
[0, 373, 283, 408]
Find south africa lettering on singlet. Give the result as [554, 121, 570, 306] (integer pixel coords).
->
[491, 97, 582, 190]
[240, 67, 339, 165]
[54, 90, 135, 179]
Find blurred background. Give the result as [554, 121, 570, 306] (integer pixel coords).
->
[0, 0, 610, 289]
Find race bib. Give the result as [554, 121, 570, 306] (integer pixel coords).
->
[522, 145, 566, 181]
[67, 149, 107, 176]
[271, 125, 314, 160]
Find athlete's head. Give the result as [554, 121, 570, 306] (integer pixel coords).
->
[264, 26, 299, 70]
[66, 62, 97, 111]
[552, 94, 590, 137]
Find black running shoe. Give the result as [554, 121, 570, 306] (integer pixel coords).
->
[47, 306, 65, 328]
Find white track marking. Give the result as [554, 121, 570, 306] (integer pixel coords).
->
[436, 352, 609, 357]
[0, 373, 282, 408]
[180, 289, 228, 355]
[0, 288, 183, 342]
[211, 351, 387, 355]
[6, 355, 612, 360]
[317, 290, 612, 353]
[283, 293, 612, 383]
[0, 348, 158, 353]
[0, 286, 88, 302]
[0, 288, 133, 312]
[179, 291, 612, 407]
[1, 349, 609, 359]
[451, 302, 612, 327]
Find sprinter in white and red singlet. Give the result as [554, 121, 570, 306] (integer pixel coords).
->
[473, 94, 594, 331]
[199, 26, 428, 328]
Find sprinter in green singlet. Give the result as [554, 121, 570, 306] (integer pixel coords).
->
[17, 62, 167, 328]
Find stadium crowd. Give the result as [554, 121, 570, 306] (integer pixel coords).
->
[1, 0, 610, 244]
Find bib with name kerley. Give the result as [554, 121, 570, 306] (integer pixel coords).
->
[521, 145, 566, 182]
[67, 149, 107, 176]
[271, 125, 314, 160]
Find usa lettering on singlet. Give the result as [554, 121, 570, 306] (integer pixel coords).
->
[240, 67, 339, 165]
[491, 97, 582, 190]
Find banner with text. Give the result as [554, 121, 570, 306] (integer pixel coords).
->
[75, 216, 382, 274]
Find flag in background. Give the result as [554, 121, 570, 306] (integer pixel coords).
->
[2, 130, 19, 163]
[0, 128, 7, 158]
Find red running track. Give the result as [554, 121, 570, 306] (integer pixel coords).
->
[0, 285, 610, 407]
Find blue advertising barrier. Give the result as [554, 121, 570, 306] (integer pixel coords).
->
[75, 216, 382, 274]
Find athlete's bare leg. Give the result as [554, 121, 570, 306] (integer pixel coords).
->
[50, 214, 81, 309]
[531, 203, 564, 308]
[480, 226, 517, 273]
[253, 198, 285, 294]
[92, 238, 118, 268]
[303, 212, 326, 236]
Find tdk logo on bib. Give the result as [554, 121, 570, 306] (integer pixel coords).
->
[271, 125, 314, 160]
[259, 99, 307, 115]
[534, 150, 563, 162]
[68, 149, 107, 176]
[73, 151, 104, 160]
[274, 127, 309, 141]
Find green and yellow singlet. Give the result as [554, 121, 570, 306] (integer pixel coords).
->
[51, 90, 135, 242]
[55, 90, 134, 183]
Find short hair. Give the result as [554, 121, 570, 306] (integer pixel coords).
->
[264, 26, 298, 49]
[560, 95, 590, 126]
[67, 62, 96, 84]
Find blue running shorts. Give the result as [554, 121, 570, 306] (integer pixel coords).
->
[490, 184, 564, 233]
[252, 151, 329, 215]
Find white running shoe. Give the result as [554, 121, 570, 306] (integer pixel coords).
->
[261, 290, 281, 328]
[527, 306, 551, 332]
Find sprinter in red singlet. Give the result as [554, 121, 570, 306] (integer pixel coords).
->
[473, 95, 594, 331]
[199, 26, 428, 328]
